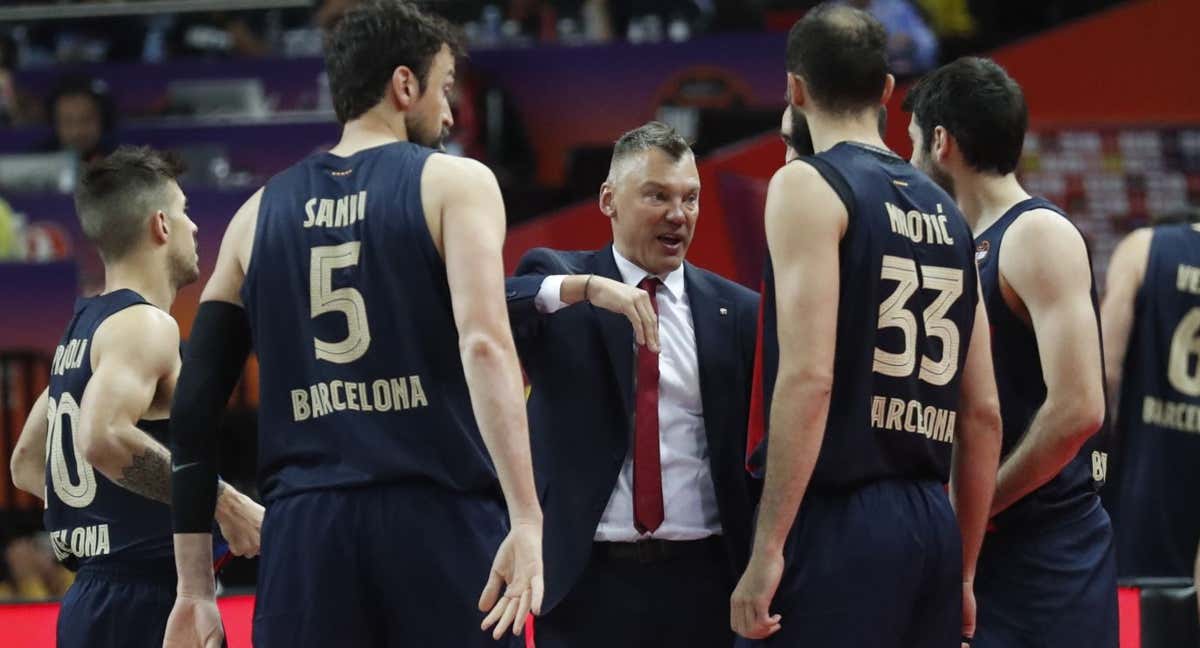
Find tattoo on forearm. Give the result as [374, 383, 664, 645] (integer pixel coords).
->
[117, 448, 172, 504]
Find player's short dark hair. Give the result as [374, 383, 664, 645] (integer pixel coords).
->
[902, 57, 1028, 175]
[324, 0, 466, 124]
[74, 146, 184, 262]
[610, 121, 692, 175]
[786, 3, 888, 116]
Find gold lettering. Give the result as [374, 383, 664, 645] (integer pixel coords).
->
[885, 398, 905, 431]
[310, 385, 327, 418]
[358, 382, 373, 412]
[871, 396, 887, 429]
[392, 378, 410, 410]
[315, 199, 334, 228]
[372, 379, 392, 412]
[330, 380, 346, 411]
[335, 196, 349, 227]
[291, 389, 311, 421]
[303, 198, 317, 227]
[410, 375, 428, 408]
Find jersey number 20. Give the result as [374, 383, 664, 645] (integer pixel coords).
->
[872, 255, 964, 385]
[45, 393, 98, 508]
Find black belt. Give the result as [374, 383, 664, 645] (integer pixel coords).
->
[593, 536, 724, 564]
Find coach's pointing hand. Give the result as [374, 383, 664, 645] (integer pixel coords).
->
[565, 274, 660, 353]
[479, 518, 544, 639]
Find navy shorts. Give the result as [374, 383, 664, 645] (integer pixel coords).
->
[974, 499, 1118, 648]
[252, 482, 520, 648]
[737, 480, 961, 648]
[56, 559, 176, 648]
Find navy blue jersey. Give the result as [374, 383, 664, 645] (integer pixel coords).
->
[242, 142, 499, 502]
[43, 289, 173, 568]
[757, 142, 979, 490]
[975, 197, 1108, 529]
[1111, 224, 1200, 577]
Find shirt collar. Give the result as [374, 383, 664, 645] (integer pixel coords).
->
[611, 246, 685, 300]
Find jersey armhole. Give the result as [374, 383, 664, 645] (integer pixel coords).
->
[799, 155, 856, 236]
[239, 186, 269, 307]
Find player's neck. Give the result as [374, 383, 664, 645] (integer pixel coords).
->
[953, 172, 1030, 235]
[329, 110, 407, 157]
[103, 259, 175, 312]
[807, 111, 888, 155]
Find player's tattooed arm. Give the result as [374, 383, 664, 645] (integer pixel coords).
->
[116, 442, 174, 504]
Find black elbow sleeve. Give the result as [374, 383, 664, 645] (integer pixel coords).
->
[170, 301, 252, 533]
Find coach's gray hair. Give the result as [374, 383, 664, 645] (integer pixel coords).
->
[606, 121, 693, 183]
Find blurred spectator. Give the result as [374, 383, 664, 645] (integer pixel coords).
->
[40, 75, 116, 164]
[843, 0, 938, 75]
[0, 535, 73, 601]
[166, 12, 270, 58]
[916, 0, 975, 60]
[0, 32, 41, 126]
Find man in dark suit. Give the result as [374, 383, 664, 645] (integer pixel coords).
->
[505, 121, 759, 648]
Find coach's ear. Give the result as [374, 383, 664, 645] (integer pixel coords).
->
[599, 181, 617, 221]
[390, 65, 420, 111]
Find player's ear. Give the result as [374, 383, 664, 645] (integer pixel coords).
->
[786, 73, 806, 110]
[150, 209, 169, 245]
[390, 65, 419, 111]
[880, 74, 895, 106]
[932, 125, 953, 163]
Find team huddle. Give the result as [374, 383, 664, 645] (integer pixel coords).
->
[10, 1, 1198, 648]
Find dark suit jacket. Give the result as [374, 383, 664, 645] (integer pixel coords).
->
[506, 245, 760, 613]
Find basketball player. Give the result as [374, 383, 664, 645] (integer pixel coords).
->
[905, 57, 1118, 646]
[162, 3, 542, 647]
[7, 146, 263, 648]
[1101, 214, 1200, 580]
[732, 6, 1002, 646]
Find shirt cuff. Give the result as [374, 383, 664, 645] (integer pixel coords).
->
[535, 275, 568, 314]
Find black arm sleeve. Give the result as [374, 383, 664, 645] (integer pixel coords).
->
[170, 301, 252, 534]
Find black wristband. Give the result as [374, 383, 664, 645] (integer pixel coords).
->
[170, 301, 252, 534]
[584, 274, 594, 302]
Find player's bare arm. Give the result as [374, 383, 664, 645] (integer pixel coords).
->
[11, 387, 49, 499]
[79, 305, 263, 558]
[949, 284, 1003, 645]
[1100, 228, 1152, 407]
[424, 153, 544, 638]
[990, 209, 1106, 516]
[165, 189, 262, 648]
[732, 161, 844, 640]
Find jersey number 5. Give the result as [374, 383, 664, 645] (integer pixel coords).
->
[310, 242, 371, 364]
[872, 255, 964, 385]
[46, 393, 98, 508]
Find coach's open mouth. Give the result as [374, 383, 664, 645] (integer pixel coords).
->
[657, 234, 684, 253]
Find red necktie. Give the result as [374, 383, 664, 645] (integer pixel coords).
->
[633, 277, 664, 534]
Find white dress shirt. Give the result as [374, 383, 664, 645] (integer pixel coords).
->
[534, 248, 723, 542]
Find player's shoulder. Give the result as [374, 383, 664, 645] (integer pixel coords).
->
[424, 153, 495, 184]
[92, 304, 180, 363]
[1005, 204, 1086, 253]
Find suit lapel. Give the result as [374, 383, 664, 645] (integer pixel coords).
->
[686, 263, 733, 461]
[591, 245, 635, 431]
